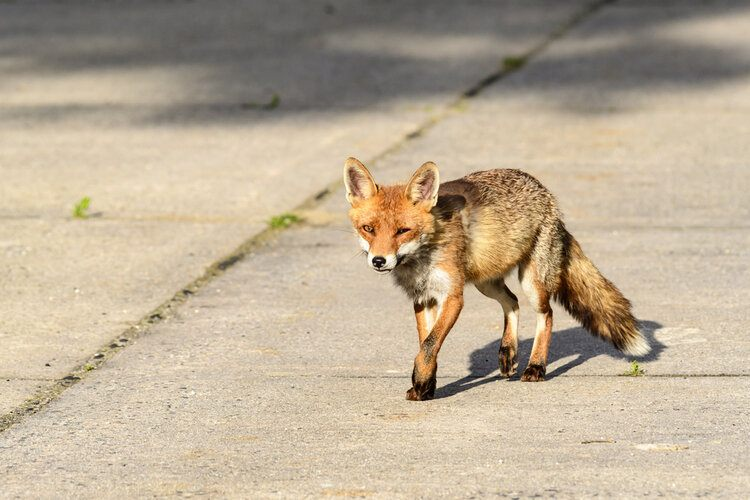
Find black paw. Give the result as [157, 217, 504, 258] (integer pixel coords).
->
[406, 377, 436, 401]
[521, 364, 546, 382]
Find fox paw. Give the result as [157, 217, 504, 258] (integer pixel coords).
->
[406, 378, 436, 401]
[499, 346, 518, 378]
[521, 364, 546, 382]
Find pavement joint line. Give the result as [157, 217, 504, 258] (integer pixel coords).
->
[571, 225, 750, 232]
[258, 373, 750, 379]
[462, 0, 616, 98]
[2, 377, 56, 381]
[0, 0, 615, 435]
[0, 215, 268, 224]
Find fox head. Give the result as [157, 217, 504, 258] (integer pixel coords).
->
[344, 157, 439, 273]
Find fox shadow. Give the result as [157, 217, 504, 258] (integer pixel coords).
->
[434, 320, 664, 399]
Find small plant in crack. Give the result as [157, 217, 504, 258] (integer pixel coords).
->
[451, 98, 469, 113]
[72, 196, 91, 219]
[502, 56, 526, 72]
[623, 360, 645, 377]
[268, 212, 301, 229]
[241, 93, 281, 110]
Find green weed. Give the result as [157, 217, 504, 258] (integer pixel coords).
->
[502, 56, 526, 72]
[451, 98, 469, 113]
[623, 360, 645, 377]
[72, 197, 91, 219]
[268, 212, 300, 229]
[242, 93, 281, 110]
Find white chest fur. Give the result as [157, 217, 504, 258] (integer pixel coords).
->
[393, 259, 452, 306]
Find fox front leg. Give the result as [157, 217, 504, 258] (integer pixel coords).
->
[413, 301, 439, 344]
[407, 293, 464, 401]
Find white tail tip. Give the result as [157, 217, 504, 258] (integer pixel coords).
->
[623, 334, 650, 357]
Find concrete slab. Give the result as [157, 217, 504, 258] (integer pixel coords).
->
[0, 380, 49, 416]
[112, 221, 748, 380]
[0, 0, 587, 412]
[0, 223, 747, 497]
[0, 218, 257, 380]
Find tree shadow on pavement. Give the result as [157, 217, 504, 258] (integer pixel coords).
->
[434, 320, 663, 399]
[2, 1, 750, 124]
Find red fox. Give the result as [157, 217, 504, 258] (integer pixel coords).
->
[344, 157, 649, 401]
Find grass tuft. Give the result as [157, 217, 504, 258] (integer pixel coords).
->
[502, 56, 526, 72]
[72, 196, 91, 219]
[268, 212, 301, 229]
[623, 360, 645, 377]
[242, 93, 281, 110]
[450, 98, 469, 113]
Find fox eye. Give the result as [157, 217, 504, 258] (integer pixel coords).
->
[362, 225, 374, 233]
[396, 228, 411, 235]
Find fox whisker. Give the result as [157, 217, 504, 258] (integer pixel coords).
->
[348, 249, 366, 261]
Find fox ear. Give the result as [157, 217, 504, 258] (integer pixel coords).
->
[405, 161, 440, 209]
[344, 157, 378, 205]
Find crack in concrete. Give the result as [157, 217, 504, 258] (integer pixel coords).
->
[1, 378, 56, 382]
[0, 215, 266, 224]
[260, 373, 750, 379]
[571, 225, 750, 232]
[462, 0, 615, 98]
[0, 0, 616, 434]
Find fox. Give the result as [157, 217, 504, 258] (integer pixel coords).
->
[343, 157, 649, 401]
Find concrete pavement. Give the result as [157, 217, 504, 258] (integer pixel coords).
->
[0, 0, 586, 413]
[2, 0, 750, 497]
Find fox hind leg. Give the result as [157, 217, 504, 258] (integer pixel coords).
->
[475, 278, 520, 378]
[519, 262, 553, 382]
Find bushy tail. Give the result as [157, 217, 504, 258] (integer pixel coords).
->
[554, 231, 649, 356]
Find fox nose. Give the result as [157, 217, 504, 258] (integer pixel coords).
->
[371, 256, 386, 268]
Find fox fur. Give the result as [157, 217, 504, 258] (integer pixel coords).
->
[344, 157, 648, 401]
